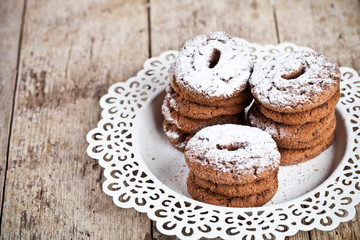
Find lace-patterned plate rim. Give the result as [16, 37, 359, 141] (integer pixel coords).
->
[86, 43, 360, 240]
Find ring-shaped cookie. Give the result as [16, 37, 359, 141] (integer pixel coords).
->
[172, 31, 253, 104]
[185, 124, 280, 185]
[250, 51, 340, 113]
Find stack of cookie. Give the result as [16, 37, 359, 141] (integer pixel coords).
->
[162, 32, 253, 151]
[185, 124, 280, 207]
[249, 51, 340, 165]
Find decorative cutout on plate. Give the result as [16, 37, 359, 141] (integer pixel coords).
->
[87, 44, 360, 239]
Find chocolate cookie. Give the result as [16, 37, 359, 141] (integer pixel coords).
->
[184, 124, 280, 185]
[187, 173, 278, 207]
[163, 119, 194, 152]
[280, 133, 335, 165]
[279, 118, 336, 149]
[250, 50, 340, 113]
[248, 104, 336, 149]
[162, 98, 244, 133]
[171, 31, 253, 105]
[191, 171, 278, 197]
[256, 89, 340, 125]
[166, 85, 251, 119]
[170, 74, 253, 107]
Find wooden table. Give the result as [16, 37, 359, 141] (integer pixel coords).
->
[0, 0, 359, 239]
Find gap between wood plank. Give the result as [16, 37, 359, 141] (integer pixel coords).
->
[0, 0, 27, 234]
[147, 0, 154, 239]
[270, 0, 280, 44]
[147, 0, 152, 58]
[150, 220, 154, 239]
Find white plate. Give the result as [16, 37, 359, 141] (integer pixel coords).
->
[87, 43, 360, 240]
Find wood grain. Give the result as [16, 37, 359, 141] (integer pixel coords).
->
[273, 0, 315, 48]
[0, 0, 25, 219]
[0, 0, 359, 239]
[275, 0, 360, 71]
[287, 231, 310, 240]
[150, 0, 278, 57]
[275, 0, 360, 239]
[0, 0, 151, 239]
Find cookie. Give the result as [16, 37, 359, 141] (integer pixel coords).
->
[184, 124, 280, 185]
[163, 119, 194, 152]
[250, 50, 340, 113]
[162, 98, 244, 133]
[191, 171, 278, 197]
[279, 118, 336, 149]
[166, 85, 252, 119]
[170, 72, 253, 107]
[187, 173, 278, 207]
[171, 31, 253, 105]
[256, 89, 340, 125]
[280, 133, 335, 165]
[248, 104, 336, 149]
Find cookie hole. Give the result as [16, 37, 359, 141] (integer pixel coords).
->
[281, 66, 305, 80]
[216, 142, 248, 151]
[208, 48, 221, 68]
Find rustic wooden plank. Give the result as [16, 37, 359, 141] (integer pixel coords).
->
[275, 0, 360, 239]
[150, 0, 278, 238]
[0, 0, 152, 239]
[307, 0, 360, 72]
[275, 0, 360, 71]
[273, 0, 315, 48]
[150, 0, 278, 57]
[0, 0, 25, 221]
[286, 231, 310, 240]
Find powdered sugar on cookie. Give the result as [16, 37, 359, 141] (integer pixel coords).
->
[185, 124, 280, 175]
[174, 32, 253, 98]
[250, 50, 340, 112]
[161, 98, 175, 123]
